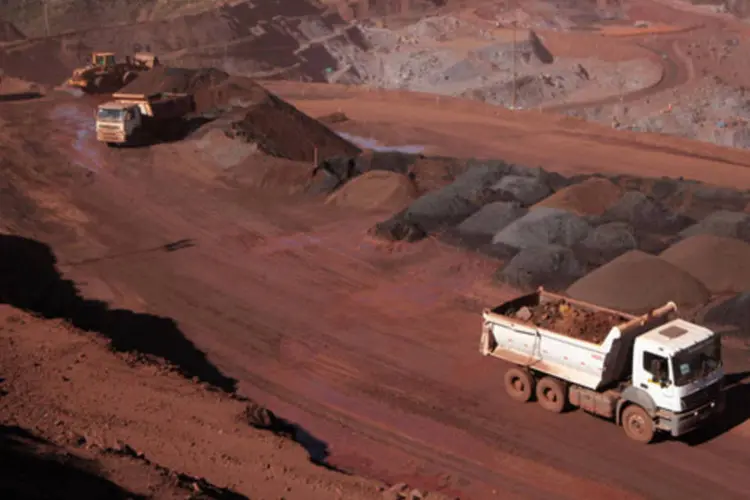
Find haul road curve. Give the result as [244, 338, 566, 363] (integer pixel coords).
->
[2, 92, 750, 500]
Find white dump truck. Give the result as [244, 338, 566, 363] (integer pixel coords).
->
[95, 91, 195, 146]
[480, 288, 725, 443]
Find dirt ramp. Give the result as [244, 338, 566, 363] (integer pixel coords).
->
[660, 235, 750, 294]
[534, 177, 623, 217]
[326, 170, 417, 212]
[567, 250, 710, 314]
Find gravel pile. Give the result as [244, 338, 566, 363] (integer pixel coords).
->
[496, 245, 586, 291]
[401, 163, 507, 231]
[574, 222, 638, 266]
[492, 207, 592, 250]
[566, 250, 710, 314]
[490, 175, 551, 205]
[601, 191, 692, 233]
[455, 201, 527, 239]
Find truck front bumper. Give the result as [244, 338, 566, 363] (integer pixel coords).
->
[657, 392, 726, 437]
[96, 130, 126, 144]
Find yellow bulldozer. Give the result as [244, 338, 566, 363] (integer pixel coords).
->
[66, 51, 160, 93]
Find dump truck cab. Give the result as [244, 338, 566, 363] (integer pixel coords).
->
[629, 320, 723, 434]
[92, 52, 116, 67]
[95, 101, 143, 144]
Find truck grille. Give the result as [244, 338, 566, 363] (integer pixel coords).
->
[97, 130, 125, 143]
[681, 381, 721, 411]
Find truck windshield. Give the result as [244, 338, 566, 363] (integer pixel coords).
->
[97, 108, 124, 121]
[672, 337, 721, 387]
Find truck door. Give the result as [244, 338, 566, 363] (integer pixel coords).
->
[637, 351, 678, 412]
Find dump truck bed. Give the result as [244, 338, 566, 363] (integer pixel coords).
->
[480, 289, 676, 390]
[110, 92, 194, 119]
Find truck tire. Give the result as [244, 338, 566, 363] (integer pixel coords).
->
[621, 405, 655, 444]
[535, 377, 567, 413]
[504, 367, 534, 403]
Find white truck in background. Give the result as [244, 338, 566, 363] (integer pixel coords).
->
[480, 288, 725, 443]
[95, 91, 195, 146]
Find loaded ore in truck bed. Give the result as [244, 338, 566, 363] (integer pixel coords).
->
[509, 299, 628, 344]
[118, 66, 229, 96]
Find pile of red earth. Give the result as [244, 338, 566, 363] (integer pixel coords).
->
[511, 299, 627, 344]
[659, 235, 750, 294]
[533, 177, 623, 217]
[228, 87, 360, 163]
[566, 250, 711, 314]
[0, 19, 24, 41]
[325, 170, 417, 212]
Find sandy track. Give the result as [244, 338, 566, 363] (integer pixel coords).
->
[3, 88, 750, 500]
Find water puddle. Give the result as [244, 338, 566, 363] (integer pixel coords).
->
[49, 103, 103, 171]
[336, 131, 427, 154]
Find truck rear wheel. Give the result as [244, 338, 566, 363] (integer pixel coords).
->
[536, 377, 567, 413]
[622, 405, 655, 444]
[504, 367, 534, 403]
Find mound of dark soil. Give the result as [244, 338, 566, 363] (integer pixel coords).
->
[0, 19, 23, 41]
[704, 292, 750, 331]
[496, 245, 586, 291]
[492, 207, 591, 249]
[660, 235, 750, 294]
[566, 250, 710, 314]
[228, 87, 360, 163]
[118, 66, 230, 96]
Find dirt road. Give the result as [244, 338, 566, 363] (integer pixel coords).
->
[2, 89, 749, 500]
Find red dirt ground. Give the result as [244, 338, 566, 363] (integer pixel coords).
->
[1, 81, 749, 499]
[0, 305, 385, 500]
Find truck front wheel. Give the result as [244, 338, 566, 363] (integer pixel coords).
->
[504, 367, 534, 403]
[536, 377, 567, 413]
[622, 405, 655, 444]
